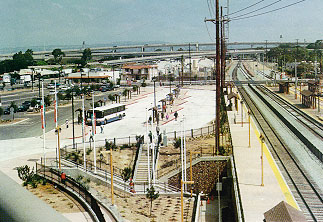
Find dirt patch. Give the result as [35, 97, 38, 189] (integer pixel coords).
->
[0, 118, 26, 125]
[91, 182, 194, 222]
[26, 183, 86, 214]
[158, 134, 231, 179]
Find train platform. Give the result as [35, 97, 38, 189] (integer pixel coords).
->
[227, 95, 300, 221]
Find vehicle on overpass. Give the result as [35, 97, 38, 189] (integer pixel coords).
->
[86, 103, 126, 126]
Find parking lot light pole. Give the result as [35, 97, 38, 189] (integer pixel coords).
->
[109, 150, 114, 205]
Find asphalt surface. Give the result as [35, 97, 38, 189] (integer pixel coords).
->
[0, 89, 121, 140]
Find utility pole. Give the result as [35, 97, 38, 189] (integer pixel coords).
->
[204, 0, 221, 152]
[295, 59, 298, 99]
[189, 43, 192, 84]
[221, 7, 225, 90]
[215, 0, 220, 153]
[181, 55, 184, 87]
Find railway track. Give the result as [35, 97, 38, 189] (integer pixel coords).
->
[237, 84, 323, 222]
[257, 85, 323, 140]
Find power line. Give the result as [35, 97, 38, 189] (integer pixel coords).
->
[229, 0, 265, 16]
[231, 0, 306, 21]
[206, 0, 214, 17]
[204, 22, 215, 42]
[231, 0, 282, 19]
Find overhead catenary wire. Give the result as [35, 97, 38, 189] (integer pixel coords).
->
[231, 0, 306, 21]
[228, 0, 265, 16]
[230, 0, 282, 19]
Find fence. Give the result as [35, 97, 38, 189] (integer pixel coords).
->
[59, 148, 126, 179]
[62, 124, 218, 153]
[35, 163, 105, 222]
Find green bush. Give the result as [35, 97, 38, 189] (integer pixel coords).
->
[173, 138, 181, 148]
[105, 141, 117, 150]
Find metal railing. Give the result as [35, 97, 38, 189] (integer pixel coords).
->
[35, 163, 105, 222]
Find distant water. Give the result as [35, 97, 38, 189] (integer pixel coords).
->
[0, 41, 269, 55]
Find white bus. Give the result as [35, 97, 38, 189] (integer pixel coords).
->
[86, 104, 126, 126]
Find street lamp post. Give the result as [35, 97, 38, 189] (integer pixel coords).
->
[55, 126, 62, 172]
[260, 133, 265, 186]
[72, 90, 76, 150]
[110, 150, 114, 205]
[248, 110, 251, 148]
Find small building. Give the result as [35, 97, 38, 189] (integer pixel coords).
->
[278, 82, 290, 94]
[308, 80, 319, 93]
[65, 70, 120, 83]
[301, 90, 315, 108]
[264, 201, 307, 222]
[122, 64, 158, 81]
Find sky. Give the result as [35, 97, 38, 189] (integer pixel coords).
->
[0, 0, 322, 49]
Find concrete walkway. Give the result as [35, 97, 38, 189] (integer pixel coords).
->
[228, 93, 299, 222]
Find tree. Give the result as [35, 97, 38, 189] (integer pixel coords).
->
[81, 48, 92, 67]
[10, 101, 18, 112]
[44, 95, 51, 106]
[121, 167, 132, 195]
[146, 186, 159, 217]
[122, 89, 129, 101]
[0, 107, 3, 118]
[108, 94, 115, 103]
[52, 48, 65, 64]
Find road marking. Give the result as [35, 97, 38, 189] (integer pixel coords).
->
[250, 115, 300, 210]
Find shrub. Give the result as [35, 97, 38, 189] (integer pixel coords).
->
[173, 138, 181, 148]
[105, 141, 117, 150]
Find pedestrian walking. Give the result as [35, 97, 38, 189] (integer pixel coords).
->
[161, 112, 164, 120]
[156, 126, 160, 135]
[65, 119, 69, 128]
[89, 129, 94, 142]
[166, 113, 169, 120]
[149, 131, 153, 143]
[174, 111, 178, 121]
[100, 125, 104, 134]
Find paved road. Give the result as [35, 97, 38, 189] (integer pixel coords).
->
[0, 90, 121, 140]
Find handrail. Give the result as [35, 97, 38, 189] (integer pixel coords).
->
[36, 163, 105, 222]
[132, 144, 142, 181]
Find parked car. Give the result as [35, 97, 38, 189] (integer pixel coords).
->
[18, 105, 28, 112]
[3, 107, 10, 115]
[22, 101, 31, 107]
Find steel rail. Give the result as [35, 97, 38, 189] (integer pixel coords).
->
[237, 84, 323, 222]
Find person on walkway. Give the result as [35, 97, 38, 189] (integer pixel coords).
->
[148, 131, 152, 143]
[65, 119, 69, 128]
[174, 111, 178, 121]
[166, 113, 169, 120]
[161, 112, 164, 120]
[100, 125, 104, 134]
[156, 126, 160, 135]
[89, 129, 94, 142]
[61, 172, 66, 185]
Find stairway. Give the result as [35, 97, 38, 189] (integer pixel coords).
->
[134, 144, 150, 183]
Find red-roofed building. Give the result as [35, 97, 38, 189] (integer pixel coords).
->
[122, 63, 158, 81]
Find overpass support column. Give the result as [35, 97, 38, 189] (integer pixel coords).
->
[196, 43, 199, 52]
[170, 46, 173, 51]
[141, 47, 145, 57]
